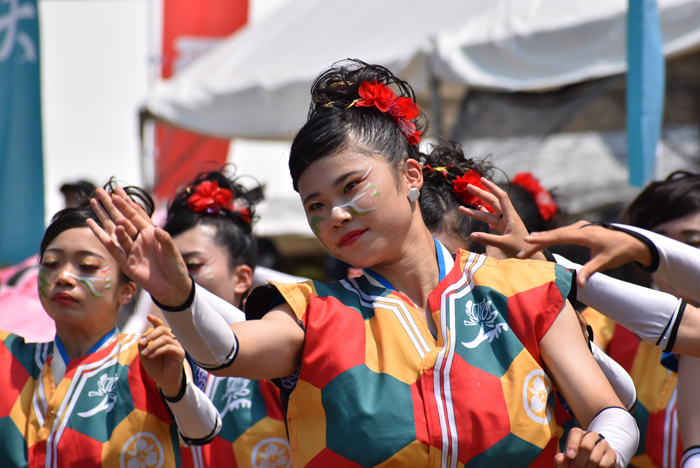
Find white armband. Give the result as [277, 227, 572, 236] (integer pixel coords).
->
[591, 343, 637, 411]
[162, 371, 222, 445]
[554, 254, 686, 352]
[682, 446, 700, 467]
[587, 407, 639, 468]
[613, 224, 700, 304]
[158, 280, 245, 369]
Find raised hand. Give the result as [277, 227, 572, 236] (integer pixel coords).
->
[555, 428, 617, 468]
[87, 187, 191, 306]
[458, 178, 546, 260]
[138, 315, 187, 398]
[518, 221, 653, 287]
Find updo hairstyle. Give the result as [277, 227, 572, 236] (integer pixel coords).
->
[419, 142, 493, 253]
[620, 170, 700, 230]
[40, 179, 155, 284]
[163, 169, 263, 270]
[289, 59, 428, 191]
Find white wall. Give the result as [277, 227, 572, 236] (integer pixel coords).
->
[40, 0, 156, 221]
[39, 0, 290, 222]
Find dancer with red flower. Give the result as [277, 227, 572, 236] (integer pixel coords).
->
[162, 169, 290, 468]
[88, 60, 638, 468]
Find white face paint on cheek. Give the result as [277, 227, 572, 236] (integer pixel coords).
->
[191, 258, 216, 281]
[65, 267, 110, 298]
[330, 165, 378, 216]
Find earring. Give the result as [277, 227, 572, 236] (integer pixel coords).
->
[407, 187, 420, 202]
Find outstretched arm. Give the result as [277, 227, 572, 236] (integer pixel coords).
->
[517, 221, 653, 288]
[88, 187, 304, 380]
[542, 302, 638, 468]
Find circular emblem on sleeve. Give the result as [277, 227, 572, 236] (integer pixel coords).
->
[251, 437, 292, 468]
[120, 432, 165, 468]
[522, 370, 553, 425]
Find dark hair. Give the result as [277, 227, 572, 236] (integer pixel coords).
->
[620, 170, 700, 229]
[419, 142, 493, 253]
[289, 59, 428, 192]
[40, 179, 154, 284]
[163, 169, 263, 270]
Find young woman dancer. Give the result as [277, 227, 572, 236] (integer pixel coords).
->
[89, 60, 638, 468]
[0, 185, 221, 467]
[163, 170, 290, 468]
[520, 172, 700, 468]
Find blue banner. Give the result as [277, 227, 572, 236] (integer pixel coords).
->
[627, 0, 665, 187]
[0, 0, 44, 265]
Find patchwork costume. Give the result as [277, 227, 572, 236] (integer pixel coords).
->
[264, 245, 574, 468]
[187, 373, 290, 468]
[0, 330, 207, 468]
[582, 308, 683, 468]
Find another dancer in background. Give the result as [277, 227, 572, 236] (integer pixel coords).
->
[162, 169, 290, 468]
[0, 184, 221, 467]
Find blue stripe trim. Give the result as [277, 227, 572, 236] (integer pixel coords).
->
[54, 326, 117, 365]
[434, 237, 447, 282]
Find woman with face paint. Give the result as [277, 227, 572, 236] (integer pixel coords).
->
[0, 184, 221, 468]
[162, 170, 291, 468]
[89, 60, 638, 468]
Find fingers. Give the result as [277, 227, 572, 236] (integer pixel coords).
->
[465, 181, 502, 214]
[554, 453, 571, 468]
[114, 186, 154, 227]
[91, 190, 118, 235]
[86, 218, 127, 265]
[146, 314, 166, 328]
[139, 326, 183, 359]
[561, 429, 615, 468]
[470, 231, 514, 252]
[459, 206, 502, 228]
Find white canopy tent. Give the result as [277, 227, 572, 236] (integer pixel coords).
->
[145, 0, 700, 239]
[147, 0, 700, 140]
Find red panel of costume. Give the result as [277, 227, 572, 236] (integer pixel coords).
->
[269, 250, 573, 467]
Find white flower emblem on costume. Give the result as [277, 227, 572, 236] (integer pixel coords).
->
[0, 0, 37, 63]
[220, 377, 253, 418]
[461, 298, 509, 349]
[252, 438, 291, 468]
[120, 432, 164, 468]
[78, 373, 119, 418]
[522, 370, 553, 425]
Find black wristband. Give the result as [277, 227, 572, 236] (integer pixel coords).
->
[159, 368, 187, 403]
[663, 300, 687, 353]
[151, 276, 196, 312]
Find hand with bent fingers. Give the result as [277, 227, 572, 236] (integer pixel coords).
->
[458, 178, 546, 260]
[138, 315, 187, 398]
[555, 428, 617, 468]
[517, 221, 653, 288]
[87, 187, 192, 306]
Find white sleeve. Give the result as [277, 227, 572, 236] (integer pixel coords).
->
[158, 281, 245, 370]
[587, 407, 639, 468]
[554, 254, 686, 352]
[162, 371, 222, 445]
[590, 343, 637, 411]
[612, 223, 700, 303]
[683, 447, 700, 467]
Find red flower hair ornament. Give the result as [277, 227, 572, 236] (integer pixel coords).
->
[511, 172, 557, 221]
[354, 81, 423, 145]
[187, 180, 252, 224]
[423, 165, 494, 213]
